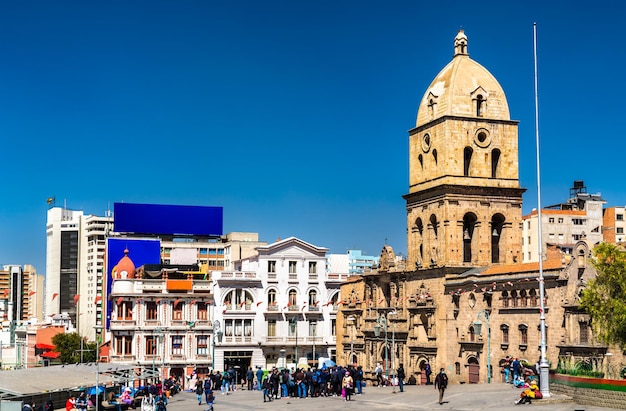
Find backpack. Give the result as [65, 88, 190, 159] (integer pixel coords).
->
[223, 371, 231, 381]
[311, 371, 319, 383]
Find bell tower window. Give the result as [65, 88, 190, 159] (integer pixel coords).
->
[463, 213, 477, 263]
[476, 94, 485, 116]
[491, 149, 501, 178]
[464, 147, 473, 176]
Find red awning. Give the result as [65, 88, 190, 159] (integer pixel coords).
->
[35, 343, 55, 350]
[40, 351, 61, 358]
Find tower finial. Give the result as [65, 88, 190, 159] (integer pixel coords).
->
[454, 30, 468, 57]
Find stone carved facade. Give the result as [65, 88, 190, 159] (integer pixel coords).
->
[338, 31, 624, 385]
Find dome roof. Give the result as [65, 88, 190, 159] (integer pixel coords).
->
[415, 30, 510, 128]
[114, 249, 136, 279]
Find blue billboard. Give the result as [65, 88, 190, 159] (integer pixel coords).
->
[114, 203, 223, 236]
[106, 238, 161, 329]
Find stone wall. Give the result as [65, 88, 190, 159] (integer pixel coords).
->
[551, 384, 626, 409]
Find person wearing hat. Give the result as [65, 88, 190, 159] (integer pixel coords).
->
[341, 371, 354, 401]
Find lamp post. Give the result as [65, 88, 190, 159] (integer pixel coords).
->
[373, 315, 389, 387]
[290, 317, 298, 367]
[473, 310, 491, 383]
[212, 321, 222, 371]
[94, 325, 103, 411]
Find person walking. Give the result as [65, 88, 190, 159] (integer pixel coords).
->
[503, 356, 511, 383]
[195, 379, 204, 405]
[434, 367, 448, 405]
[342, 371, 354, 401]
[256, 367, 264, 391]
[397, 363, 406, 392]
[246, 367, 255, 391]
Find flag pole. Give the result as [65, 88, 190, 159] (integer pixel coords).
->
[534, 21, 550, 398]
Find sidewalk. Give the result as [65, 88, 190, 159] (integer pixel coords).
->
[165, 383, 613, 411]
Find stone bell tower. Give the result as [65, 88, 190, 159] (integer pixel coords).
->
[404, 30, 525, 270]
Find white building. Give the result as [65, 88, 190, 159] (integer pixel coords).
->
[212, 237, 346, 373]
[45, 207, 113, 341]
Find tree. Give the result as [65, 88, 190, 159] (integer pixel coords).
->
[579, 243, 626, 349]
[51, 332, 98, 364]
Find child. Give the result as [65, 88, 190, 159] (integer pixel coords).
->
[262, 376, 272, 403]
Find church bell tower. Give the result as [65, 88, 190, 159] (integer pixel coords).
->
[404, 30, 525, 269]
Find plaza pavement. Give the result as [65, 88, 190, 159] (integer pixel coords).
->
[163, 383, 616, 411]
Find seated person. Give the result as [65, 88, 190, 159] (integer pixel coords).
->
[515, 380, 541, 404]
[65, 396, 75, 411]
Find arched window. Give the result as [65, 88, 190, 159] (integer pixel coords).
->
[463, 213, 477, 263]
[469, 325, 476, 342]
[519, 324, 528, 345]
[511, 290, 518, 308]
[432, 149, 438, 165]
[226, 289, 254, 310]
[529, 289, 537, 306]
[288, 289, 298, 307]
[520, 289, 528, 307]
[500, 324, 510, 344]
[491, 214, 505, 263]
[308, 289, 317, 307]
[476, 94, 485, 116]
[502, 290, 509, 308]
[267, 289, 277, 307]
[464, 147, 473, 176]
[491, 149, 501, 178]
[418, 154, 423, 170]
[430, 214, 438, 238]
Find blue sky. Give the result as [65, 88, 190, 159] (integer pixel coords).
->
[1, 1, 625, 273]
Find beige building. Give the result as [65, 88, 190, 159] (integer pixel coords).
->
[338, 31, 623, 385]
[602, 206, 626, 244]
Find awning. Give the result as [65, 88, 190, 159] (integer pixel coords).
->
[35, 343, 55, 350]
[40, 351, 60, 359]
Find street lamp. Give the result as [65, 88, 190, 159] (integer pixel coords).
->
[373, 315, 389, 387]
[473, 310, 491, 384]
[94, 325, 103, 411]
[290, 317, 298, 367]
[212, 321, 222, 371]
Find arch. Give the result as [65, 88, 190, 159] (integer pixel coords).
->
[225, 288, 254, 310]
[476, 94, 485, 116]
[267, 288, 277, 306]
[464, 146, 473, 176]
[430, 214, 439, 238]
[491, 148, 501, 178]
[308, 289, 318, 306]
[415, 217, 424, 235]
[288, 288, 298, 306]
[432, 149, 438, 165]
[418, 154, 423, 170]
[491, 213, 505, 263]
[463, 212, 478, 263]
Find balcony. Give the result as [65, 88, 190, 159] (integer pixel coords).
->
[213, 271, 261, 285]
[109, 354, 136, 362]
[110, 319, 136, 329]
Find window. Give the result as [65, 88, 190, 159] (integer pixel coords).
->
[308, 262, 317, 274]
[501, 325, 509, 344]
[617, 214, 624, 221]
[572, 218, 585, 225]
[146, 336, 157, 355]
[519, 324, 528, 345]
[197, 302, 208, 320]
[527, 236, 531, 245]
[617, 227, 624, 234]
[463, 147, 473, 176]
[558, 218, 564, 224]
[116, 301, 132, 320]
[115, 336, 133, 356]
[288, 289, 297, 307]
[579, 322, 589, 344]
[476, 95, 485, 116]
[171, 335, 183, 355]
[309, 320, 317, 337]
[548, 217, 554, 223]
[268, 320, 276, 337]
[268, 260, 276, 273]
[558, 233, 564, 240]
[197, 335, 208, 355]
[173, 302, 183, 320]
[308, 290, 317, 306]
[289, 261, 297, 274]
[288, 319, 297, 337]
[491, 149, 501, 178]
[268, 289, 277, 306]
[331, 319, 336, 336]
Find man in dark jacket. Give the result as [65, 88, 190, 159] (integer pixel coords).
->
[397, 363, 406, 392]
[434, 368, 448, 405]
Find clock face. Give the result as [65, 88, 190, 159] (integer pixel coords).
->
[422, 133, 431, 152]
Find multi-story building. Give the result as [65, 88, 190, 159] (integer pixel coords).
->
[45, 207, 113, 340]
[602, 206, 626, 244]
[212, 237, 344, 374]
[327, 250, 379, 276]
[108, 235, 344, 387]
[338, 31, 622, 385]
[522, 181, 605, 262]
[0, 264, 43, 329]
